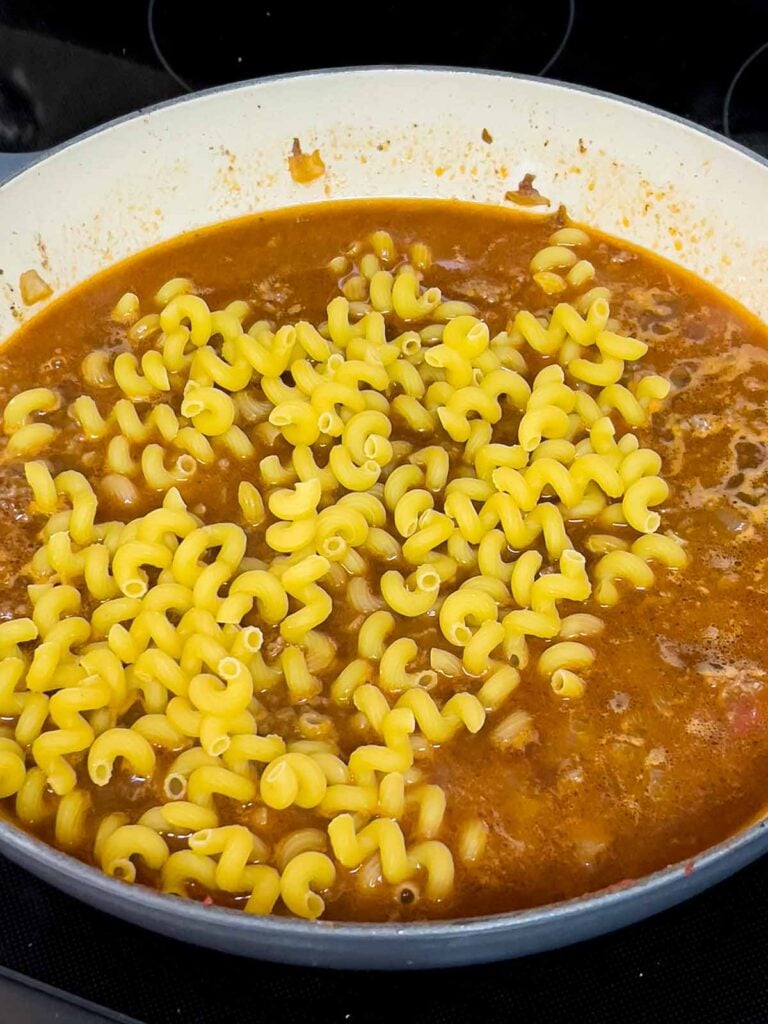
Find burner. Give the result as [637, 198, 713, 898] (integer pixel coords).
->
[723, 39, 768, 157]
[147, 0, 575, 92]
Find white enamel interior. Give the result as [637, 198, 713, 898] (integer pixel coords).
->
[0, 67, 767, 341]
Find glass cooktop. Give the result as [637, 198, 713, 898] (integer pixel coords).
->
[0, 0, 766, 158]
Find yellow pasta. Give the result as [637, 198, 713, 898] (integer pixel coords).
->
[260, 752, 327, 810]
[490, 709, 537, 751]
[280, 850, 336, 919]
[161, 849, 218, 897]
[379, 638, 437, 693]
[15, 767, 53, 825]
[180, 386, 236, 436]
[380, 569, 438, 617]
[55, 789, 92, 848]
[87, 728, 156, 786]
[3, 387, 59, 434]
[406, 784, 446, 838]
[0, 738, 26, 798]
[187, 765, 256, 808]
[593, 549, 657, 605]
[349, 707, 416, 779]
[188, 824, 267, 891]
[100, 823, 169, 882]
[457, 816, 489, 864]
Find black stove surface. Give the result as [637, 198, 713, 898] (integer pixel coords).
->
[0, 1, 766, 158]
[0, 3, 767, 1022]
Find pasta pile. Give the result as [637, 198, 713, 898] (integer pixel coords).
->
[0, 224, 687, 919]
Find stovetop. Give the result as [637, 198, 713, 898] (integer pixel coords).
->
[0, 2, 766, 1022]
[1, 0, 767, 159]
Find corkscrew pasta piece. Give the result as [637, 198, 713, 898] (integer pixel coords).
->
[188, 824, 268, 891]
[378, 638, 437, 693]
[406, 784, 446, 838]
[100, 824, 169, 882]
[329, 814, 454, 900]
[279, 850, 336, 919]
[87, 728, 156, 786]
[140, 801, 218, 835]
[55, 789, 92, 848]
[260, 751, 328, 810]
[4, 388, 59, 431]
[491, 709, 538, 751]
[161, 849, 219, 897]
[457, 817, 489, 864]
[395, 689, 486, 744]
[0, 738, 26, 799]
[15, 767, 53, 826]
[186, 764, 256, 808]
[349, 707, 416, 780]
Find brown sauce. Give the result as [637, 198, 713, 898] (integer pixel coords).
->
[2, 199, 768, 921]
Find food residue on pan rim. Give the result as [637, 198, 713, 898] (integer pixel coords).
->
[288, 138, 326, 185]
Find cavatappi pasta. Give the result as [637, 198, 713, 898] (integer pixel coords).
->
[0, 199, 767, 922]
